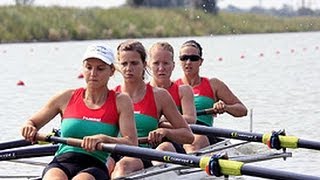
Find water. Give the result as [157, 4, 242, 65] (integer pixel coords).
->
[0, 32, 319, 179]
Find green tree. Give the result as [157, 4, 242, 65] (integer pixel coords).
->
[15, 0, 34, 6]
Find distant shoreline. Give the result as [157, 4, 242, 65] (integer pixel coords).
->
[1, 6, 320, 44]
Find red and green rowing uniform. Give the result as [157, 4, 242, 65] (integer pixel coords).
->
[176, 77, 215, 126]
[166, 82, 182, 112]
[115, 84, 158, 147]
[57, 88, 119, 164]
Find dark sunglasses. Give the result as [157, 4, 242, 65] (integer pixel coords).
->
[179, 55, 201, 62]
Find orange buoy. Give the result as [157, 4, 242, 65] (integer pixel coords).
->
[17, 80, 25, 86]
[77, 73, 84, 79]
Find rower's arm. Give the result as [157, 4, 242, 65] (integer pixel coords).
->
[179, 85, 196, 124]
[210, 78, 247, 117]
[156, 89, 194, 144]
[116, 93, 138, 146]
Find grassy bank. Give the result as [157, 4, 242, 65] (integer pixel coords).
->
[1, 5, 320, 43]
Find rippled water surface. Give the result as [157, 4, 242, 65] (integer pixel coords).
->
[0, 32, 319, 179]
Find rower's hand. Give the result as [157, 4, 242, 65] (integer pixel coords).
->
[82, 135, 102, 152]
[21, 123, 37, 143]
[148, 128, 166, 147]
[213, 100, 227, 114]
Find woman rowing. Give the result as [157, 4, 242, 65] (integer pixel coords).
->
[110, 40, 194, 178]
[175, 40, 248, 153]
[21, 44, 137, 180]
[148, 41, 196, 153]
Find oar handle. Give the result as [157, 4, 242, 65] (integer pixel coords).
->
[197, 108, 217, 116]
[36, 133, 82, 147]
[138, 137, 148, 144]
[37, 134, 150, 148]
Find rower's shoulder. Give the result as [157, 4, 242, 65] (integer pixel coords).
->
[152, 86, 172, 101]
[207, 77, 226, 87]
[115, 91, 132, 103]
[52, 88, 77, 99]
[178, 84, 193, 95]
[152, 86, 169, 95]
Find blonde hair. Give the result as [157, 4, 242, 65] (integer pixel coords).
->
[149, 41, 174, 61]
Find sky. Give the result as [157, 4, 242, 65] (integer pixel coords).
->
[0, 0, 319, 10]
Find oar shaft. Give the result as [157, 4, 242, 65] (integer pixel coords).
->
[190, 124, 263, 142]
[190, 124, 320, 151]
[241, 164, 320, 180]
[0, 145, 57, 161]
[36, 133, 202, 167]
[0, 139, 32, 150]
[298, 139, 320, 151]
[102, 143, 201, 167]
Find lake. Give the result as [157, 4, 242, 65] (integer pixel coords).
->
[0, 31, 319, 179]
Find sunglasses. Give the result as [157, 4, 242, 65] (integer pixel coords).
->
[179, 55, 201, 62]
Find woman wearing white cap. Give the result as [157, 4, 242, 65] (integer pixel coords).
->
[21, 44, 138, 180]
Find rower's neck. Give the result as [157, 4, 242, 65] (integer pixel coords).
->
[84, 87, 108, 106]
[121, 80, 146, 103]
[150, 79, 172, 90]
[183, 75, 201, 87]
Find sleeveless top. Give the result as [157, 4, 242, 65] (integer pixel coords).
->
[175, 77, 215, 126]
[166, 82, 182, 112]
[115, 84, 158, 147]
[57, 88, 119, 163]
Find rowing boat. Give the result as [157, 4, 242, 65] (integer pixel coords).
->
[1, 122, 320, 179]
[0, 138, 291, 179]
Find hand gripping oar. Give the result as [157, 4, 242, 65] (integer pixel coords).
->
[196, 108, 217, 116]
[0, 128, 60, 150]
[35, 133, 320, 180]
[190, 124, 320, 151]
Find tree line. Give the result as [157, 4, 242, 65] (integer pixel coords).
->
[127, 0, 218, 14]
[13, 0, 218, 14]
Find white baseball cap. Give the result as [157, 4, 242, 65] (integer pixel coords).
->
[82, 44, 115, 65]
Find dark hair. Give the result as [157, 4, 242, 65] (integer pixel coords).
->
[181, 40, 203, 57]
[117, 40, 148, 79]
[117, 40, 147, 63]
